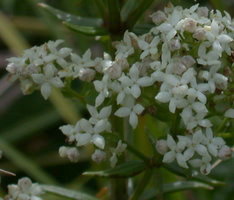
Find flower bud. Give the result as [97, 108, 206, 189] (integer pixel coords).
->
[197, 7, 209, 17]
[218, 145, 232, 160]
[156, 139, 168, 155]
[105, 62, 122, 79]
[18, 177, 32, 192]
[151, 11, 167, 24]
[67, 147, 79, 162]
[59, 146, 68, 158]
[181, 56, 196, 67]
[182, 18, 197, 33]
[78, 68, 96, 82]
[6, 63, 18, 74]
[169, 39, 181, 51]
[91, 149, 106, 163]
[193, 28, 206, 40]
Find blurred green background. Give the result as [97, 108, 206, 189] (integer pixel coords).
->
[0, 0, 234, 200]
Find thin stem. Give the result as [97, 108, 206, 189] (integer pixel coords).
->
[64, 87, 86, 104]
[107, 0, 122, 35]
[129, 169, 153, 200]
[217, 117, 228, 133]
[125, 141, 150, 163]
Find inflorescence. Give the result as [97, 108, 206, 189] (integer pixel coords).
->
[6, 4, 234, 173]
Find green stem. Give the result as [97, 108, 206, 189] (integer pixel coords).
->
[0, 139, 57, 184]
[129, 169, 153, 200]
[125, 141, 149, 163]
[64, 87, 86, 104]
[217, 117, 228, 133]
[107, 0, 122, 35]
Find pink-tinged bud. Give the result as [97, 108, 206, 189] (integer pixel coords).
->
[193, 28, 206, 40]
[169, 39, 181, 51]
[182, 18, 197, 33]
[156, 139, 168, 155]
[78, 68, 96, 82]
[218, 145, 232, 160]
[151, 11, 167, 25]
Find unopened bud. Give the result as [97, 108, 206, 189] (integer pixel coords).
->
[18, 177, 32, 192]
[193, 28, 206, 40]
[91, 149, 106, 163]
[151, 11, 167, 24]
[197, 7, 209, 17]
[182, 18, 197, 33]
[78, 68, 96, 82]
[156, 139, 168, 155]
[67, 147, 79, 162]
[181, 55, 196, 67]
[169, 39, 181, 51]
[218, 145, 232, 160]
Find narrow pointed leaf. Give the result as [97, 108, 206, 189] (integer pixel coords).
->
[63, 21, 108, 36]
[140, 181, 213, 200]
[164, 164, 224, 186]
[83, 160, 146, 178]
[41, 185, 98, 200]
[38, 3, 102, 26]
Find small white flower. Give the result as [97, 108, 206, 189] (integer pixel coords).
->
[224, 108, 234, 118]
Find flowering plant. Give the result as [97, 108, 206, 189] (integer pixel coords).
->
[1, 1, 234, 200]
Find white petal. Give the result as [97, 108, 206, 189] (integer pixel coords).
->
[176, 153, 188, 168]
[87, 105, 98, 117]
[131, 84, 141, 98]
[155, 91, 171, 103]
[31, 74, 45, 84]
[184, 148, 195, 161]
[41, 83, 51, 99]
[137, 77, 153, 87]
[92, 134, 105, 149]
[169, 99, 176, 113]
[99, 106, 112, 118]
[224, 108, 234, 118]
[208, 143, 218, 157]
[167, 135, 177, 150]
[189, 159, 202, 168]
[129, 112, 138, 129]
[95, 93, 105, 107]
[195, 144, 208, 156]
[50, 77, 64, 88]
[133, 104, 144, 114]
[94, 120, 107, 134]
[163, 151, 175, 163]
[114, 107, 131, 117]
[76, 133, 92, 146]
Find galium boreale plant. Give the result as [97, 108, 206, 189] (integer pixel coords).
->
[3, 1, 234, 200]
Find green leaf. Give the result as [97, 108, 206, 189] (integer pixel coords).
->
[38, 3, 108, 36]
[38, 3, 102, 27]
[125, 0, 155, 29]
[121, 0, 138, 21]
[164, 164, 224, 186]
[133, 24, 154, 35]
[41, 185, 98, 200]
[0, 139, 57, 184]
[1, 110, 59, 143]
[63, 21, 108, 36]
[83, 160, 146, 178]
[140, 181, 213, 200]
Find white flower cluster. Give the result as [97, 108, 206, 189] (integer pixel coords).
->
[156, 128, 232, 174]
[5, 177, 43, 200]
[59, 105, 126, 167]
[6, 4, 234, 171]
[6, 40, 70, 99]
